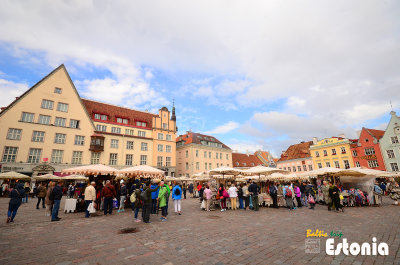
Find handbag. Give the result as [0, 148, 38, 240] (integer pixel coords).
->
[201, 199, 206, 209]
[88, 202, 96, 213]
[308, 195, 315, 204]
[222, 190, 229, 198]
[112, 198, 118, 208]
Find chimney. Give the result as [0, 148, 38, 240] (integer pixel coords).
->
[312, 137, 318, 144]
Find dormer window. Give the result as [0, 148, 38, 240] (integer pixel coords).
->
[54, 87, 62, 94]
[117, 117, 129, 124]
[136, 121, 147, 127]
[101, 115, 108, 121]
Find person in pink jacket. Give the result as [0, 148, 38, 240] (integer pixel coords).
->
[203, 185, 212, 212]
[294, 184, 302, 208]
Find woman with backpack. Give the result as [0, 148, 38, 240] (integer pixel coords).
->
[172, 184, 182, 215]
[283, 183, 295, 210]
[132, 187, 142, 222]
[7, 183, 25, 223]
[218, 184, 227, 211]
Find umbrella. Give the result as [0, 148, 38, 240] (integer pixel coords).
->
[62, 164, 117, 175]
[332, 167, 399, 177]
[61, 175, 89, 181]
[299, 167, 343, 177]
[209, 166, 242, 180]
[33, 174, 62, 181]
[118, 165, 164, 179]
[0, 171, 31, 181]
[243, 166, 289, 181]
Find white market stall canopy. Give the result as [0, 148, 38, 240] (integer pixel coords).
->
[62, 164, 117, 175]
[0, 171, 31, 181]
[33, 174, 62, 181]
[118, 165, 165, 179]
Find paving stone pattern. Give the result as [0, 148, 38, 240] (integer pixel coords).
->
[0, 197, 399, 265]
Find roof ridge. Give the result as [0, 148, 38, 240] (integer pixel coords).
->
[81, 98, 157, 116]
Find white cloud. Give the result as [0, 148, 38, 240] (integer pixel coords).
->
[228, 142, 264, 154]
[0, 79, 29, 108]
[204, 121, 239, 134]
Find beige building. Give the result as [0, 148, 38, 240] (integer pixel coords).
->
[0, 64, 177, 177]
[176, 132, 232, 177]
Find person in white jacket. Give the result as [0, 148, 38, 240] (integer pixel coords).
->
[84, 182, 96, 218]
[228, 184, 238, 210]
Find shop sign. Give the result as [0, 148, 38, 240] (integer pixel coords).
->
[360, 155, 377, 160]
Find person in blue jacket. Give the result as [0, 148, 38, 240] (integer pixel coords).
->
[7, 183, 25, 223]
[151, 182, 159, 214]
[172, 184, 182, 215]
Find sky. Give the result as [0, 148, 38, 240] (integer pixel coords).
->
[0, 0, 399, 157]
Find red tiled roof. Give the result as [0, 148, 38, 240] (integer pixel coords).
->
[365, 128, 385, 140]
[82, 99, 155, 129]
[232, 153, 264, 167]
[176, 132, 231, 149]
[278, 141, 313, 162]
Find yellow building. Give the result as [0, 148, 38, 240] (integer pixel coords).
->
[0, 64, 177, 177]
[309, 136, 356, 169]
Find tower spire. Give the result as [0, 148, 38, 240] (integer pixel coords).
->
[171, 98, 176, 121]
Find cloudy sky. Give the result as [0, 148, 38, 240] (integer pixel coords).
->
[1, 0, 399, 157]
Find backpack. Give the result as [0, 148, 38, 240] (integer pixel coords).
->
[130, 192, 136, 203]
[174, 187, 181, 196]
[286, 188, 292, 198]
[139, 189, 148, 201]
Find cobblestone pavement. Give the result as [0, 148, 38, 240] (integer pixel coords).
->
[0, 196, 400, 265]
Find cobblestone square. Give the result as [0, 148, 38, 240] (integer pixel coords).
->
[1, 197, 399, 265]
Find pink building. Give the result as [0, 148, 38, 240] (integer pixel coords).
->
[277, 141, 314, 173]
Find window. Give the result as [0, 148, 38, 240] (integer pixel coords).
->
[101, 115, 108, 121]
[185, 162, 189, 170]
[162, 123, 167, 129]
[136, 121, 147, 127]
[41, 99, 54, 110]
[220, 153, 222, 159]
[96, 124, 107, 132]
[54, 117, 66, 127]
[70, 119, 80, 129]
[21, 112, 34, 123]
[57, 102, 69, 112]
[71, 151, 83, 164]
[209, 163, 212, 170]
[367, 160, 379, 168]
[111, 127, 121, 134]
[283, 167, 286, 170]
[309, 165, 313, 171]
[334, 161, 340, 168]
[288, 167, 291, 172]
[204, 151, 207, 158]
[205, 163, 208, 170]
[94, 113, 101, 120]
[185, 150, 188, 158]
[117, 117, 128, 124]
[51, 150, 63, 164]
[109, 153, 118, 165]
[390, 162, 399, 171]
[27, 148, 42, 163]
[315, 151, 320, 157]
[110, 139, 119, 148]
[54, 87, 62, 94]
[391, 136, 399, 144]
[38, 115, 51, 125]
[166, 157, 171, 167]
[166, 145, 172, 153]
[293, 166, 296, 172]
[217, 163, 219, 168]
[364, 148, 375, 155]
[158, 133, 164, 140]
[139, 142, 148, 151]
[7, 128, 22, 140]
[343, 160, 350, 169]
[195, 150, 199, 157]
[209, 152, 211, 158]
[126, 141, 134, 150]
[125, 129, 134, 136]
[157, 156, 163, 167]
[317, 163, 322, 169]
[158, 144, 163, 152]
[352, 150, 358, 157]
[138, 131, 146, 137]
[91, 152, 100, 164]
[226, 154, 229, 160]
[32, 131, 45, 142]
[140, 155, 147, 165]
[355, 161, 361, 167]
[303, 165, 307, 171]
[54, 133, 66, 144]
[74, 135, 85, 145]
[215, 153, 218, 159]
[196, 162, 200, 170]
[323, 150, 328, 156]
[331, 149, 337, 155]
[166, 135, 172, 141]
[341, 147, 346, 154]
[326, 162, 331, 167]
[126, 154, 133, 166]
[297, 166, 301, 172]
[2, 147, 18, 162]
[387, 150, 395, 159]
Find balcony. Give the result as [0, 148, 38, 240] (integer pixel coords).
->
[90, 134, 105, 152]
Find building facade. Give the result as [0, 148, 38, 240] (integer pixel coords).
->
[379, 111, 400, 172]
[309, 136, 356, 169]
[350, 128, 386, 170]
[232, 152, 264, 169]
[0, 65, 177, 176]
[176, 132, 232, 177]
[277, 141, 314, 173]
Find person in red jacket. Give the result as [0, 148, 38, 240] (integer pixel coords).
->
[102, 180, 116, 215]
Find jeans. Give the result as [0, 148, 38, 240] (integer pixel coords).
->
[239, 197, 244, 209]
[37, 197, 45, 208]
[22, 194, 28, 203]
[143, 203, 151, 222]
[119, 196, 126, 210]
[134, 207, 140, 219]
[85, 200, 93, 218]
[151, 199, 157, 214]
[8, 203, 20, 221]
[174, 199, 181, 212]
[51, 199, 61, 220]
[252, 196, 259, 211]
[103, 197, 113, 215]
[161, 206, 167, 217]
[301, 194, 307, 206]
